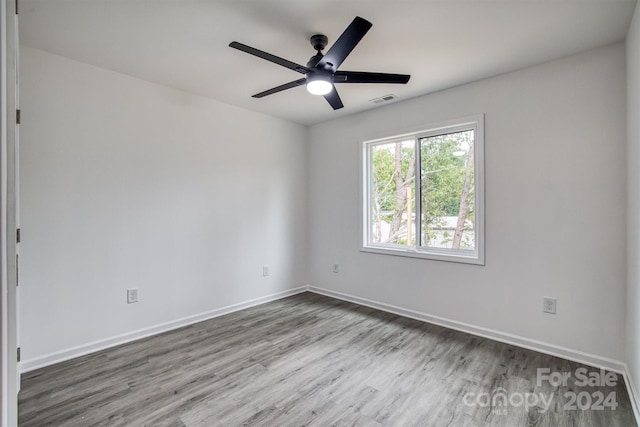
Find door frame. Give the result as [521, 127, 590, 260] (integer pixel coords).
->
[1, 0, 20, 424]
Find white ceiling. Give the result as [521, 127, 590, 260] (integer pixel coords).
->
[19, 0, 637, 126]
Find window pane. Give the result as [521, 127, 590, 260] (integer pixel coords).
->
[419, 130, 475, 250]
[369, 140, 416, 247]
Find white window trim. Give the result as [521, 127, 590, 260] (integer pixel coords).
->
[360, 114, 485, 265]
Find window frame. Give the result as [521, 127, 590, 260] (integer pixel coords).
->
[360, 114, 485, 265]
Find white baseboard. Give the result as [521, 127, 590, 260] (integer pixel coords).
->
[624, 364, 640, 423]
[306, 286, 627, 374]
[19, 286, 308, 373]
[24, 284, 628, 376]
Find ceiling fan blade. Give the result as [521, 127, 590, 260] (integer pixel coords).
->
[334, 71, 411, 84]
[252, 78, 307, 98]
[317, 17, 372, 73]
[323, 86, 344, 110]
[229, 42, 311, 74]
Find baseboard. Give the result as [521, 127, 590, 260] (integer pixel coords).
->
[624, 364, 640, 423]
[19, 286, 308, 373]
[19, 284, 630, 389]
[306, 286, 627, 374]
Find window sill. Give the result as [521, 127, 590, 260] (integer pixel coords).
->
[361, 245, 485, 265]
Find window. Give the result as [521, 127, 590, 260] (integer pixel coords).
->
[362, 115, 484, 264]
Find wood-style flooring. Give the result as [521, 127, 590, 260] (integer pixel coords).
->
[18, 292, 636, 426]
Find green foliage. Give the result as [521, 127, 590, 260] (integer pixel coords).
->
[369, 130, 475, 248]
[371, 141, 414, 212]
[420, 131, 475, 247]
[420, 133, 468, 217]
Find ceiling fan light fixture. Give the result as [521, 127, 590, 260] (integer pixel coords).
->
[306, 76, 333, 95]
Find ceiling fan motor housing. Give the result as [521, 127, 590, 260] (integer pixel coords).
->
[310, 34, 328, 51]
[307, 34, 328, 67]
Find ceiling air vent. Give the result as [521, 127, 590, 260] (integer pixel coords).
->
[370, 94, 398, 104]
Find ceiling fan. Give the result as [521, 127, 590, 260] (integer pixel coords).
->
[229, 16, 411, 110]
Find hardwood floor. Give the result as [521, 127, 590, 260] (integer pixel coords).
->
[19, 292, 636, 426]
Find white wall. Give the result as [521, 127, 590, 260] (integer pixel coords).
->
[627, 1, 640, 401]
[19, 39, 630, 370]
[308, 43, 627, 361]
[19, 46, 308, 363]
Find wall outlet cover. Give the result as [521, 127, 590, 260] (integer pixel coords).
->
[127, 288, 139, 304]
[543, 297, 556, 314]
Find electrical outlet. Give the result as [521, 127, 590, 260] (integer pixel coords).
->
[333, 264, 339, 273]
[127, 288, 138, 304]
[263, 265, 269, 276]
[543, 297, 556, 314]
